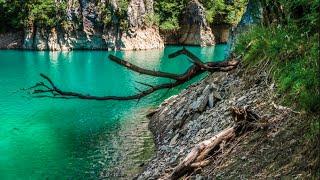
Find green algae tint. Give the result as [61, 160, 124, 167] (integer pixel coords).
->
[0, 45, 228, 179]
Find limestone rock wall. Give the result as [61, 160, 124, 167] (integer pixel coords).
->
[212, 24, 231, 44]
[0, 0, 253, 50]
[178, 0, 215, 46]
[22, 0, 164, 51]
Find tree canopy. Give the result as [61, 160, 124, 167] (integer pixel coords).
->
[0, 0, 67, 32]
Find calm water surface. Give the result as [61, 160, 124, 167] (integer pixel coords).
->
[0, 45, 228, 179]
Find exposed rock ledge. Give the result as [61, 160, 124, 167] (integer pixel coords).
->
[21, 27, 164, 51]
[0, 0, 164, 51]
[137, 68, 299, 179]
[178, 0, 215, 46]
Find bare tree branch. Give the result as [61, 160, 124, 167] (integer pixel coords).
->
[168, 47, 210, 69]
[109, 55, 182, 80]
[25, 48, 239, 101]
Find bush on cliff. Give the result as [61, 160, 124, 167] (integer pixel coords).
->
[154, 0, 248, 30]
[0, 0, 67, 31]
[202, 0, 248, 25]
[154, 0, 187, 30]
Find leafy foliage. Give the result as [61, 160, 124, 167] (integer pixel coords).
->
[98, 0, 129, 30]
[0, 0, 27, 32]
[154, 0, 187, 30]
[98, 2, 113, 26]
[1, 0, 248, 32]
[154, 0, 248, 30]
[0, 0, 67, 32]
[201, 0, 248, 25]
[116, 0, 129, 30]
[145, 12, 160, 27]
[235, 0, 320, 112]
[28, 0, 67, 27]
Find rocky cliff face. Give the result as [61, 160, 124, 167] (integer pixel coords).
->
[21, 0, 215, 50]
[178, 0, 215, 46]
[0, 0, 251, 50]
[22, 0, 164, 51]
[159, 0, 215, 46]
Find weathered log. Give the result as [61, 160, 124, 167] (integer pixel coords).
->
[169, 106, 262, 179]
[190, 160, 210, 168]
[168, 47, 211, 69]
[170, 127, 235, 179]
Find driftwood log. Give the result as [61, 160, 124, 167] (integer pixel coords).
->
[170, 106, 262, 179]
[26, 47, 239, 101]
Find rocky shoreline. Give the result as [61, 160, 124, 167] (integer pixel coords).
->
[137, 67, 299, 179]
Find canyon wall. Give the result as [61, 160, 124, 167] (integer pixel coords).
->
[22, 0, 164, 51]
[0, 0, 250, 50]
[178, 0, 215, 46]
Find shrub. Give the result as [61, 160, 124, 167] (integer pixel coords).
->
[234, 0, 319, 112]
[28, 0, 67, 27]
[202, 0, 248, 25]
[144, 13, 160, 27]
[154, 0, 187, 30]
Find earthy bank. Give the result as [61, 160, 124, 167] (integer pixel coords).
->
[137, 65, 318, 179]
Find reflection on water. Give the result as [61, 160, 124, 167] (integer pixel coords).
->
[0, 45, 228, 179]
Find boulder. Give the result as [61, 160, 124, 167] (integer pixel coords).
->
[191, 85, 211, 112]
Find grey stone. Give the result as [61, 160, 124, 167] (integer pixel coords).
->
[196, 174, 205, 180]
[208, 92, 215, 108]
[237, 95, 247, 102]
[169, 133, 179, 146]
[178, 0, 215, 46]
[213, 91, 223, 100]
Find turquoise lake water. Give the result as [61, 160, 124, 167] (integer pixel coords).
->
[0, 45, 228, 179]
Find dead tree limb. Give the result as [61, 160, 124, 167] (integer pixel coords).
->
[170, 127, 236, 179]
[169, 106, 263, 179]
[25, 48, 239, 101]
[109, 55, 183, 80]
[168, 47, 210, 69]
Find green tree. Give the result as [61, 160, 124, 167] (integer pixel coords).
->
[0, 0, 67, 32]
[154, 0, 188, 30]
